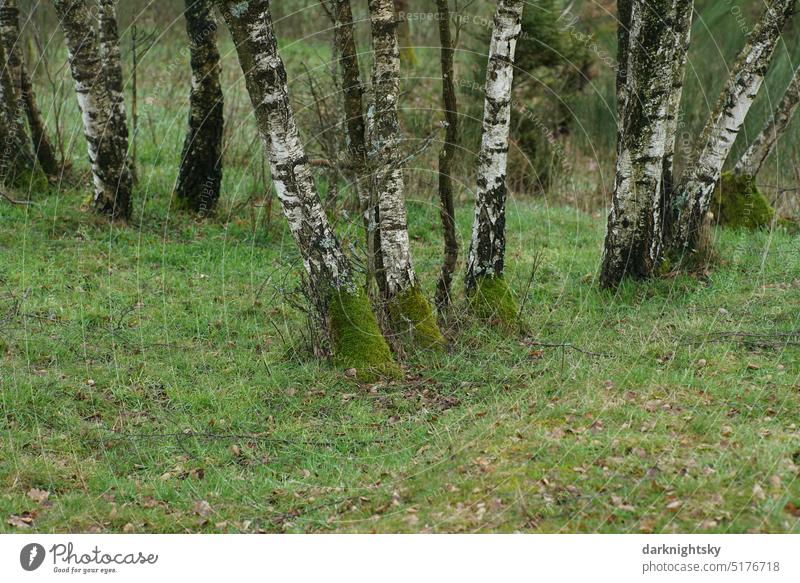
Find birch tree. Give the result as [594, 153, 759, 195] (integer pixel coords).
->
[599, 0, 678, 287]
[735, 63, 800, 177]
[325, 0, 370, 238]
[667, 0, 796, 254]
[661, 0, 694, 205]
[464, 0, 523, 324]
[0, 27, 34, 185]
[434, 0, 459, 312]
[52, 0, 133, 220]
[367, 0, 444, 348]
[0, 0, 59, 176]
[215, 0, 398, 379]
[176, 0, 224, 215]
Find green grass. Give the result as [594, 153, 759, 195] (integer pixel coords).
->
[2, 0, 799, 534]
[2, 189, 799, 533]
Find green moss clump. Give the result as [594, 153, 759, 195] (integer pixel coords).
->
[388, 286, 446, 350]
[328, 289, 401, 382]
[2, 165, 48, 194]
[711, 172, 774, 230]
[466, 275, 519, 330]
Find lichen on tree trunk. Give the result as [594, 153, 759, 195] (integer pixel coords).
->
[217, 0, 398, 378]
[667, 0, 796, 255]
[367, 0, 444, 349]
[464, 0, 523, 324]
[735, 63, 800, 178]
[52, 0, 133, 220]
[176, 0, 224, 215]
[600, 0, 679, 287]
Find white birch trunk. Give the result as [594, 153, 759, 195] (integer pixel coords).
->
[669, 0, 796, 252]
[52, 0, 133, 220]
[367, 0, 416, 300]
[217, 1, 353, 294]
[735, 63, 800, 177]
[464, 0, 523, 293]
[600, 0, 678, 287]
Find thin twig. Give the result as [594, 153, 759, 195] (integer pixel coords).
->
[0, 190, 34, 205]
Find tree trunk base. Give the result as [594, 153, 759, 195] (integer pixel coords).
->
[328, 289, 401, 381]
[466, 275, 519, 331]
[388, 285, 447, 351]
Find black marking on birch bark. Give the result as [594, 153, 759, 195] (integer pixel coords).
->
[735, 63, 800, 177]
[668, 0, 796, 253]
[176, 0, 224, 215]
[464, 0, 523, 294]
[600, 0, 678, 288]
[53, 0, 133, 220]
[217, 0, 356, 348]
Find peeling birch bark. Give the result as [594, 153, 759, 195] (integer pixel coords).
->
[464, 0, 523, 293]
[176, 0, 224, 215]
[600, 0, 677, 288]
[735, 63, 800, 177]
[52, 0, 133, 220]
[668, 0, 796, 253]
[367, 0, 415, 299]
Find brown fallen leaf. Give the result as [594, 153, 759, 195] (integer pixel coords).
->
[122, 523, 135, 533]
[666, 500, 683, 511]
[7, 512, 34, 528]
[784, 502, 800, 517]
[27, 488, 50, 504]
[193, 499, 213, 519]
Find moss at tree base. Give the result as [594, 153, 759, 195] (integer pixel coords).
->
[467, 275, 519, 330]
[711, 172, 774, 230]
[328, 289, 401, 382]
[2, 165, 48, 193]
[388, 286, 446, 350]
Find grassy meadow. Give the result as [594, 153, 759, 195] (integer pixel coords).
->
[1, 0, 799, 533]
